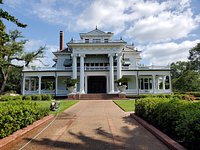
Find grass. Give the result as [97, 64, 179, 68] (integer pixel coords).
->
[34, 100, 79, 115]
[113, 100, 135, 112]
[0, 100, 79, 115]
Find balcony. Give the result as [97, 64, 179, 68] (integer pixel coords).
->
[122, 65, 170, 70]
[23, 66, 57, 71]
[23, 65, 170, 72]
[68, 39, 125, 44]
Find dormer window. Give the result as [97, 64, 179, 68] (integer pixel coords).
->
[85, 39, 89, 43]
[93, 39, 101, 43]
[104, 39, 108, 43]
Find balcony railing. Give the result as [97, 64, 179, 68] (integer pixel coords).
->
[23, 66, 57, 71]
[122, 65, 170, 70]
[68, 39, 125, 44]
[23, 65, 170, 71]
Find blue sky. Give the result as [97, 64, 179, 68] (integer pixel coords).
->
[2, 0, 200, 67]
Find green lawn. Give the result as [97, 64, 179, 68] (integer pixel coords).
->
[113, 100, 135, 112]
[0, 100, 79, 115]
[34, 100, 79, 115]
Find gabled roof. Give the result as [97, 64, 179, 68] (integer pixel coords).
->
[79, 27, 113, 39]
[87, 28, 107, 35]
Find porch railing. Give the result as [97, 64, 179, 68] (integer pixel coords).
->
[23, 65, 170, 71]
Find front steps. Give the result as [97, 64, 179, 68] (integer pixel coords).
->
[68, 93, 126, 100]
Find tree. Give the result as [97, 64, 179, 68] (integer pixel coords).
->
[170, 43, 200, 92]
[0, 0, 27, 47]
[173, 70, 200, 92]
[170, 61, 190, 79]
[188, 43, 200, 71]
[0, 1, 45, 93]
[0, 30, 45, 93]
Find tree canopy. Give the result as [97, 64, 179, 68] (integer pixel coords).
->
[171, 43, 200, 92]
[0, 1, 45, 93]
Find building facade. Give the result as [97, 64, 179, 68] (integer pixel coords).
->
[22, 28, 172, 96]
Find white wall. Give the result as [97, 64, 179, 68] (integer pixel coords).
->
[56, 54, 71, 69]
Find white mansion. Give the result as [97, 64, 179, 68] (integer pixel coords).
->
[22, 28, 172, 96]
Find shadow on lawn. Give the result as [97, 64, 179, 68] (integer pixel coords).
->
[23, 115, 169, 150]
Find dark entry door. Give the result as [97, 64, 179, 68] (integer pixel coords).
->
[87, 76, 106, 93]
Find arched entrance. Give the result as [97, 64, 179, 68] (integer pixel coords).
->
[87, 76, 106, 93]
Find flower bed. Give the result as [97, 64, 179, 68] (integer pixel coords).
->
[135, 97, 200, 150]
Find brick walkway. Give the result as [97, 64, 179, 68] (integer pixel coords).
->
[9, 100, 169, 150]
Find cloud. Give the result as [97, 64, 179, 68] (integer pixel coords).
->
[126, 9, 200, 42]
[5, 0, 200, 67]
[140, 39, 200, 65]
[4, 0, 25, 8]
[27, 0, 200, 38]
[31, 0, 71, 26]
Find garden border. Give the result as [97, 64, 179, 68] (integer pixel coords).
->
[0, 115, 54, 149]
[130, 113, 186, 150]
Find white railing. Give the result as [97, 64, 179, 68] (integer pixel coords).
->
[41, 90, 55, 94]
[69, 39, 124, 44]
[122, 65, 170, 70]
[24, 65, 170, 71]
[24, 90, 39, 94]
[85, 66, 109, 70]
[57, 90, 68, 96]
[23, 66, 57, 71]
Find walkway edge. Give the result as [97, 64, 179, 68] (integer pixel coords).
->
[130, 113, 186, 150]
[0, 115, 54, 149]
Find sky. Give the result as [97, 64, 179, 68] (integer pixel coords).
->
[2, 0, 200, 67]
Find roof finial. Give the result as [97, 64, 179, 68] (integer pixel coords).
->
[96, 25, 97, 30]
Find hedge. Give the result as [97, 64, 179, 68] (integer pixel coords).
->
[31, 95, 42, 101]
[127, 93, 196, 100]
[0, 95, 22, 101]
[0, 94, 53, 101]
[0, 100, 50, 139]
[135, 98, 200, 149]
[23, 95, 32, 101]
[41, 94, 52, 101]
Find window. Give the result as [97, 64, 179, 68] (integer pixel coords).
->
[104, 39, 108, 43]
[85, 39, 89, 43]
[139, 77, 152, 90]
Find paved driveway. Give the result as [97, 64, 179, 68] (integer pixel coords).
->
[10, 100, 169, 150]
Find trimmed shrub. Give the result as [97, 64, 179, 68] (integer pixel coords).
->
[0, 100, 49, 139]
[135, 98, 200, 150]
[41, 94, 51, 101]
[0, 95, 14, 101]
[186, 92, 200, 97]
[12, 95, 22, 101]
[31, 95, 41, 101]
[23, 95, 32, 101]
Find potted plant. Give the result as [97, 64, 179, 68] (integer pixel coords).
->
[64, 78, 79, 94]
[115, 76, 131, 93]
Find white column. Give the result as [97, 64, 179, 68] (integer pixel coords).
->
[109, 54, 114, 93]
[55, 75, 58, 96]
[85, 75, 87, 94]
[162, 76, 166, 90]
[28, 78, 31, 91]
[38, 76, 41, 94]
[80, 54, 85, 94]
[152, 75, 156, 94]
[169, 74, 172, 93]
[117, 53, 122, 79]
[22, 75, 26, 95]
[136, 74, 139, 95]
[72, 54, 77, 79]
